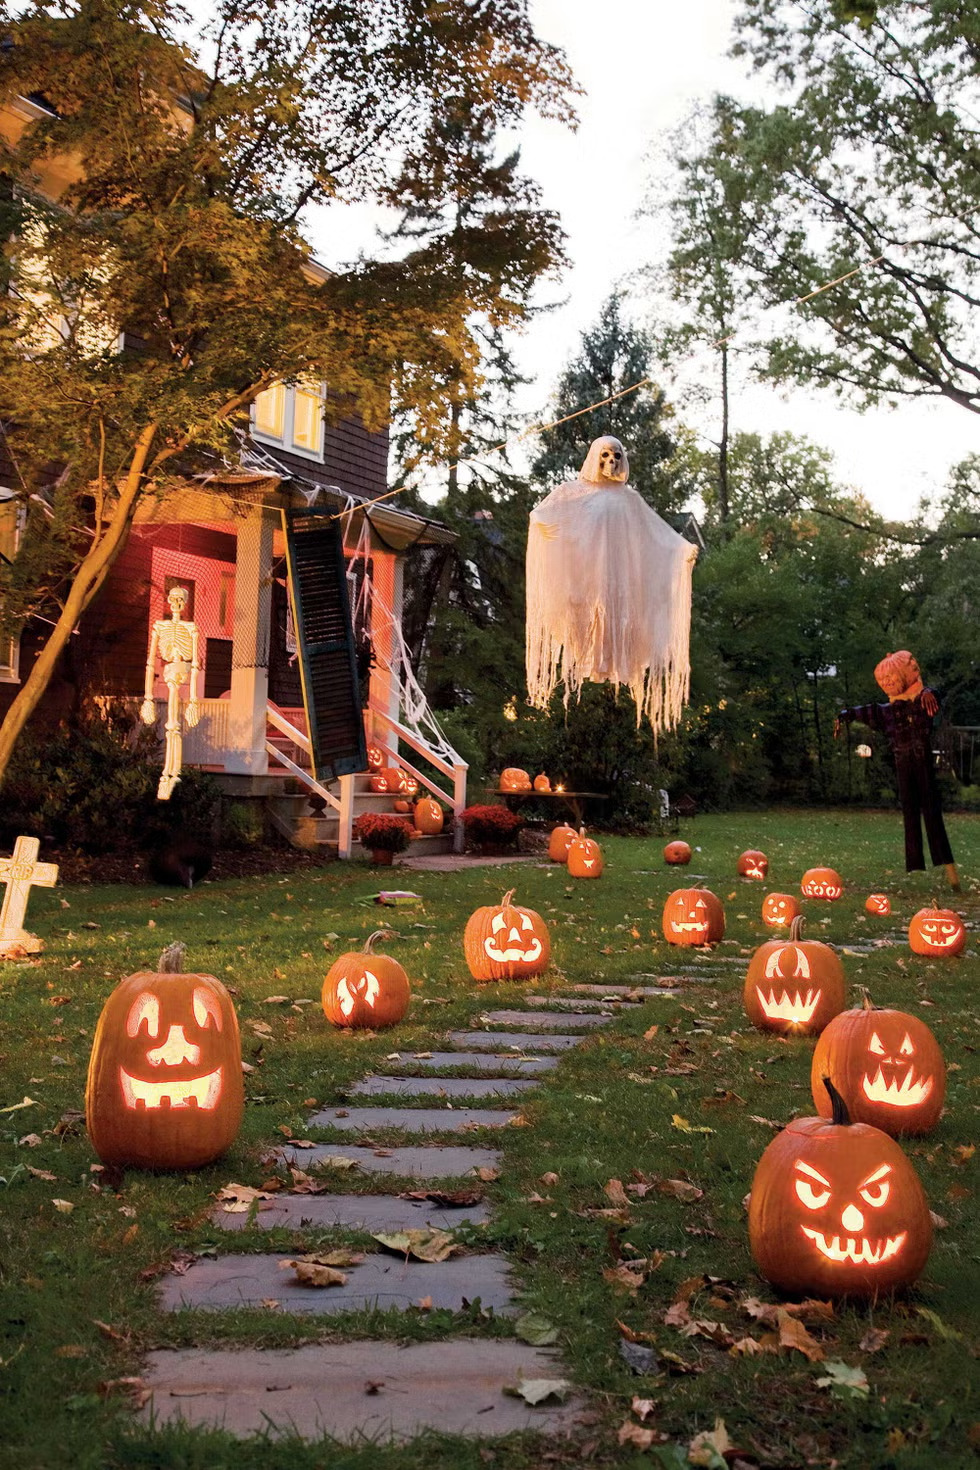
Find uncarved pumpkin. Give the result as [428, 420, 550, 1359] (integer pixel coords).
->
[85, 942, 244, 1171]
[908, 905, 966, 957]
[548, 824, 577, 863]
[743, 915, 845, 1036]
[662, 887, 725, 947]
[393, 799, 412, 814]
[533, 773, 551, 792]
[663, 840, 692, 866]
[737, 849, 769, 880]
[567, 829, 603, 879]
[811, 991, 945, 1136]
[748, 1079, 933, 1298]
[322, 931, 411, 1029]
[463, 889, 551, 982]
[761, 892, 801, 929]
[413, 797, 444, 835]
[801, 866, 844, 900]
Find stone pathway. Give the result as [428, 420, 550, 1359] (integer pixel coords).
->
[139, 992, 631, 1444]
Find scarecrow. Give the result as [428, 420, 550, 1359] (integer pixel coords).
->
[835, 651, 959, 891]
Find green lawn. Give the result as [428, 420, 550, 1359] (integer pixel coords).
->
[0, 810, 977, 1469]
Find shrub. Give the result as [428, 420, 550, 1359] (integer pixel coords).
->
[353, 812, 413, 853]
[221, 800, 265, 849]
[460, 804, 524, 847]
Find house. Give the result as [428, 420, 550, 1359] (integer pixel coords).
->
[0, 91, 467, 857]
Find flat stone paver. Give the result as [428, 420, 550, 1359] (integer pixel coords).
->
[478, 1009, 614, 1030]
[140, 1340, 582, 1440]
[213, 1193, 490, 1233]
[306, 1106, 521, 1133]
[349, 1075, 538, 1100]
[399, 853, 537, 871]
[279, 1143, 502, 1178]
[524, 995, 619, 1011]
[448, 1030, 584, 1052]
[159, 1252, 516, 1315]
[383, 1050, 557, 1074]
[568, 983, 681, 997]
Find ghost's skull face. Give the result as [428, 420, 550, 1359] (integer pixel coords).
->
[762, 893, 800, 929]
[792, 1155, 909, 1270]
[120, 984, 226, 1112]
[597, 443, 627, 482]
[484, 908, 544, 966]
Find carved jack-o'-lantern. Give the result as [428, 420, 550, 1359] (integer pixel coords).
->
[322, 931, 410, 1029]
[369, 767, 400, 795]
[85, 943, 244, 1170]
[567, 829, 604, 879]
[394, 769, 418, 796]
[663, 840, 692, 866]
[811, 992, 945, 1136]
[801, 866, 844, 901]
[463, 889, 551, 981]
[743, 916, 845, 1036]
[761, 892, 801, 929]
[737, 849, 769, 881]
[748, 1079, 933, 1297]
[413, 797, 444, 835]
[662, 887, 725, 947]
[500, 767, 532, 792]
[367, 744, 385, 771]
[533, 773, 551, 792]
[548, 824, 577, 863]
[865, 893, 891, 917]
[908, 905, 966, 957]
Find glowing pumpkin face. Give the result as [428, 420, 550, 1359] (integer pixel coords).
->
[908, 906, 966, 957]
[811, 995, 945, 1136]
[366, 745, 385, 770]
[761, 892, 801, 929]
[548, 824, 577, 863]
[737, 849, 769, 880]
[662, 887, 725, 947]
[413, 797, 444, 835]
[369, 768, 398, 794]
[500, 767, 532, 792]
[663, 840, 692, 866]
[801, 867, 844, 900]
[85, 951, 244, 1170]
[748, 1085, 933, 1297]
[865, 893, 891, 916]
[567, 833, 604, 879]
[322, 932, 411, 1029]
[463, 889, 551, 981]
[743, 916, 845, 1035]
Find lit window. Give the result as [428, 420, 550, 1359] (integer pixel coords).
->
[251, 380, 324, 461]
[292, 384, 323, 453]
[253, 382, 286, 440]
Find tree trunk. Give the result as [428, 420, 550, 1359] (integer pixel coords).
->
[718, 341, 730, 523]
[0, 424, 157, 787]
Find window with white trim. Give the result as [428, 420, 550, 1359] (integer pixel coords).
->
[251, 380, 325, 461]
[0, 496, 23, 683]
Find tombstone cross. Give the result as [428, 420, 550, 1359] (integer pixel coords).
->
[0, 836, 59, 955]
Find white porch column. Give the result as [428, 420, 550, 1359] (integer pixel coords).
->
[367, 547, 402, 752]
[225, 507, 274, 774]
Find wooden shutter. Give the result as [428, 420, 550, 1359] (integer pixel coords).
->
[282, 508, 367, 781]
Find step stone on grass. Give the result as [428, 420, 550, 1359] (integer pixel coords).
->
[140, 1339, 583, 1441]
[212, 1192, 490, 1233]
[306, 1106, 522, 1134]
[348, 1075, 538, 1100]
[476, 1009, 615, 1030]
[278, 1143, 503, 1178]
[382, 1050, 557, 1075]
[447, 1030, 585, 1053]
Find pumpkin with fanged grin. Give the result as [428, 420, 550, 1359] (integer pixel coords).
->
[908, 905, 966, 957]
[464, 889, 551, 981]
[761, 892, 801, 929]
[743, 916, 845, 1036]
[811, 993, 945, 1136]
[662, 887, 725, 947]
[801, 866, 844, 900]
[86, 943, 244, 1170]
[749, 1079, 933, 1297]
[737, 849, 769, 880]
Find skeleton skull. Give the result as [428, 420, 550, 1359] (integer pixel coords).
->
[167, 586, 190, 616]
[580, 435, 630, 486]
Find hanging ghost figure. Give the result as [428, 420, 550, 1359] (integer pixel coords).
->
[525, 436, 698, 733]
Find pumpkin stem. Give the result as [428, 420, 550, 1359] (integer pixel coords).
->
[578, 825, 586, 836]
[789, 914, 805, 942]
[500, 889, 516, 908]
[822, 1076, 851, 1127]
[860, 987, 877, 1012]
[157, 942, 186, 973]
[364, 929, 396, 953]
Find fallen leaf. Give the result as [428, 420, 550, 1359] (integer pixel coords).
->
[604, 1178, 629, 1207]
[371, 1228, 458, 1262]
[657, 1178, 703, 1204]
[539, 1171, 560, 1186]
[278, 1259, 347, 1288]
[776, 1310, 825, 1362]
[729, 1336, 769, 1357]
[51, 1198, 74, 1214]
[472, 1166, 500, 1182]
[680, 1318, 734, 1348]
[815, 1360, 869, 1398]
[27, 1166, 56, 1182]
[671, 1114, 715, 1135]
[504, 1377, 572, 1406]
[603, 1262, 648, 1295]
[689, 1417, 732, 1468]
[618, 1421, 657, 1449]
[17, 1134, 42, 1148]
[859, 1327, 890, 1354]
[515, 1311, 559, 1346]
[215, 1183, 277, 1213]
[631, 1396, 656, 1421]
[401, 1188, 482, 1208]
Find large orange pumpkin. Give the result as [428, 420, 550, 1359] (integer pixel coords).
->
[413, 797, 444, 835]
[761, 892, 801, 929]
[662, 887, 725, 946]
[548, 824, 577, 863]
[737, 849, 769, 880]
[567, 829, 603, 879]
[663, 840, 692, 866]
[322, 931, 410, 1029]
[748, 1079, 933, 1298]
[463, 889, 551, 981]
[811, 992, 945, 1137]
[369, 767, 402, 795]
[500, 767, 532, 792]
[85, 943, 244, 1170]
[801, 866, 844, 900]
[908, 905, 966, 957]
[743, 916, 845, 1036]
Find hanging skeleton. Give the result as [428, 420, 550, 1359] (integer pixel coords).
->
[140, 585, 201, 800]
[525, 436, 697, 732]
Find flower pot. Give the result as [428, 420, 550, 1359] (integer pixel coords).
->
[370, 849, 396, 866]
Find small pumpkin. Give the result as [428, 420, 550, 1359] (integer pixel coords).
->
[748, 1078, 933, 1298]
[413, 797, 444, 835]
[811, 991, 945, 1136]
[567, 828, 603, 879]
[743, 915, 845, 1036]
[322, 931, 410, 1029]
[865, 893, 891, 917]
[801, 866, 844, 901]
[737, 849, 769, 880]
[548, 824, 577, 863]
[463, 889, 551, 982]
[663, 840, 692, 866]
[500, 767, 532, 792]
[85, 943, 244, 1171]
[908, 904, 966, 957]
[366, 744, 385, 770]
[761, 892, 801, 929]
[533, 773, 551, 792]
[662, 886, 725, 947]
[393, 799, 412, 814]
